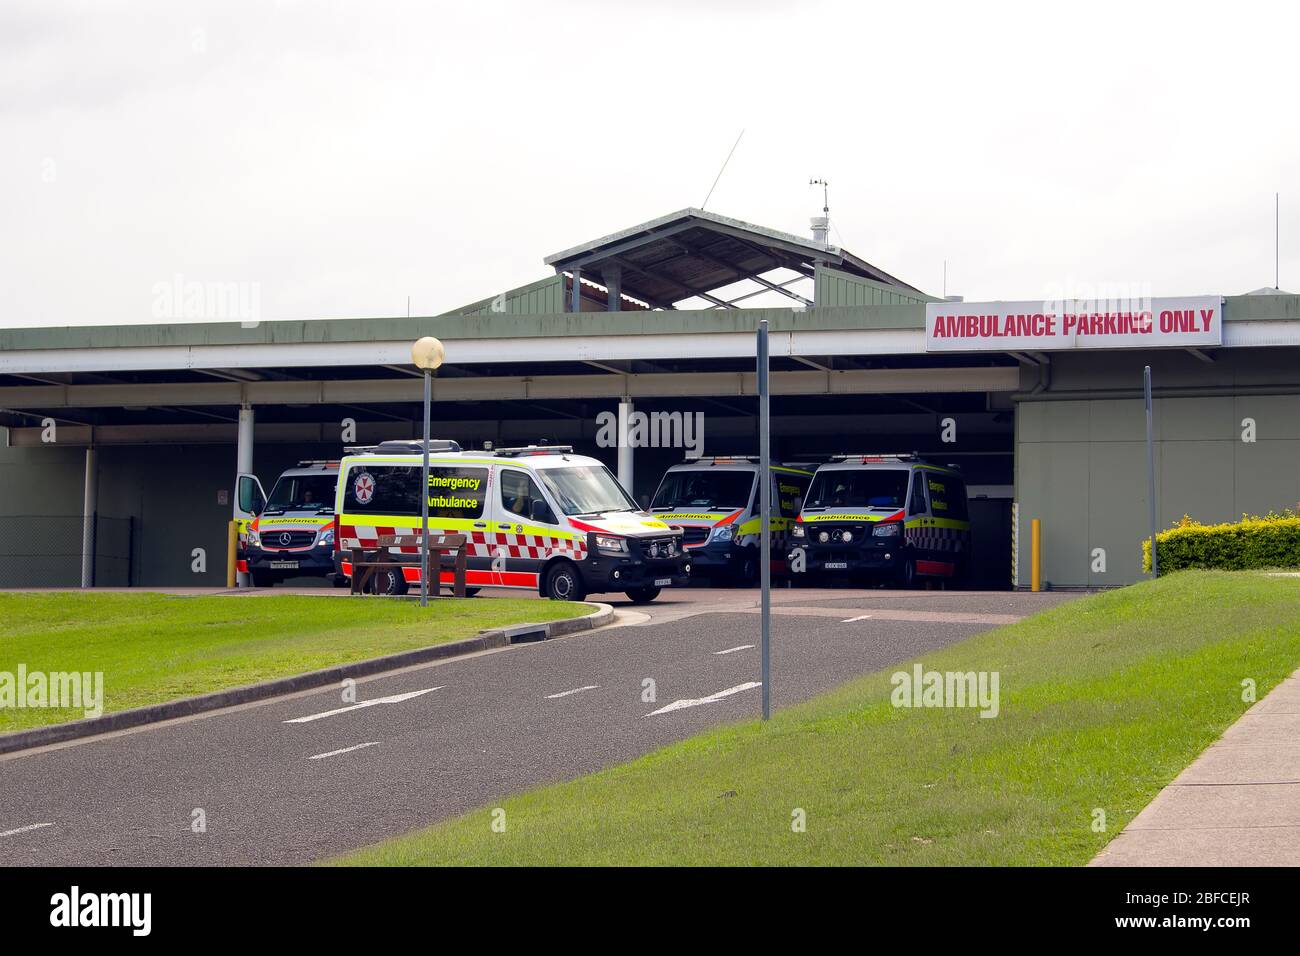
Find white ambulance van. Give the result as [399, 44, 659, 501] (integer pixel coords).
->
[235, 461, 341, 587]
[649, 457, 814, 585]
[332, 441, 691, 602]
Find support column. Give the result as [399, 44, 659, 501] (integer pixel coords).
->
[617, 399, 634, 501]
[236, 405, 254, 586]
[80, 446, 97, 588]
[570, 269, 582, 313]
[602, 264, 622, 312]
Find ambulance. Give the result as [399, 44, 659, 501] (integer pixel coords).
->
[331, 440, 691, 602]
[235, 461, 341, 587]
[649, 457, 814, 584]
[788, 454, 972, 587]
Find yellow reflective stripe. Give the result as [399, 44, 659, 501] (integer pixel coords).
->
[659, 513, 730, 521]
[802, 513, 889, 523]
[255, 517, 330, 526]
[931, 518, 970, 530]
[772, 466, 815, 476]
[338, 513, 479, 529]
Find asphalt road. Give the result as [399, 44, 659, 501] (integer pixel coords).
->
[0, 589, 1079, 866]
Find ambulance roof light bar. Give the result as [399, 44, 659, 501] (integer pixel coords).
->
[830, 452, 922, 461]
[492, 444, 575, 457]
[343, 439, 463, 455]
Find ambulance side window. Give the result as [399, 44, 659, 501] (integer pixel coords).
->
[927, 474, 968, 521]
[500, 469, 554, 524]
[908, 472, 929, 517]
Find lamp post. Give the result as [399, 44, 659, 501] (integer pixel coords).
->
[412, 336, 445, 606]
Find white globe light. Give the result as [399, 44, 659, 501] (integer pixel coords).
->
[411, 336, 445, 370]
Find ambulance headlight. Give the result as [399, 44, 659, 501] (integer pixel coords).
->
[248, 529, 261, 546]
[791, 524, 805, 538]
[711, 525, 734, 542]
[818, 531, 830, 543]
[841, 530, 854, 543]
[873, 522, 901, 538]
[318, 529, 334, 547]
[595, 535, 627, 554]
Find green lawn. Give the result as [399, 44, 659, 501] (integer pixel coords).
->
[0, 592, 586, 733]
[334, 571, 1300, 866]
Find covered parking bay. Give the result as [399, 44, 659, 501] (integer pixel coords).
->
[3, 209, 1297, 590]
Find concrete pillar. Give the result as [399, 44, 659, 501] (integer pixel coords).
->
[80, 446, 97, 588]
[237, 405, 254, 476]
[236, 405, 254, 586]
[570, 269, 582, 313]
[603, 264, 622, 311]
[617, 399, 634, 500]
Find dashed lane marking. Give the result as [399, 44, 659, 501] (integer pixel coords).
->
[283, 686, 444, 724]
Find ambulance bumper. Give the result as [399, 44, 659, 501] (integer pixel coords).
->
[579, 555, 692, 593]
[245, 545, 335, 577]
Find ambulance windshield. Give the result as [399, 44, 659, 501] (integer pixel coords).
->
[651, 470, 755, 512]
[804, 469, 908, 511]
[265, 474, 336, 514]
[538, 465, 637, 517]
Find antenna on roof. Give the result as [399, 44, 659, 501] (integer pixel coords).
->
[809, 178, 829, 245]
[701, 128, 744, 210]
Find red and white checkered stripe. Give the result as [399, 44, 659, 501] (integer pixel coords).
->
[339, 524, 586, 560]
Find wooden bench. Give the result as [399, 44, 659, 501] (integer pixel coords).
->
[349, 533, 469, 598]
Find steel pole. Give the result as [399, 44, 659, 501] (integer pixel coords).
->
[421, 368, 432, 606]
[758, 319, 771, 721]
[1144, 365, 1158, 578]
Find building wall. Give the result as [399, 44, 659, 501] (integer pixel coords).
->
[1015, 348, 1300, 587]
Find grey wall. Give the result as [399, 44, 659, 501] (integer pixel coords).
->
[1016, 352, 1300, 588]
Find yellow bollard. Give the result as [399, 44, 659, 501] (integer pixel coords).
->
[227, 520, 239, 588]
[1030, 518, 1042, 592]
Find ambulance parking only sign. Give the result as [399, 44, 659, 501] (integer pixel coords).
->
[924, 295, 1223, 352]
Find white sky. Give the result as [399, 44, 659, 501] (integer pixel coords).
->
[3, 0, 1297, 328]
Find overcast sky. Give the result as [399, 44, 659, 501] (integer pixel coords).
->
[3, 0, 1296, 328]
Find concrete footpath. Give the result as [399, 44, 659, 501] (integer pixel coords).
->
[1092, 668, 1300, 866]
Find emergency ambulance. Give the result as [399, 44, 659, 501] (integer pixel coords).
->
[235, 461, 341, 587]
[788, 454, 971, 587]
[331, 440, 690, 602]
[649, 457, 814, 585]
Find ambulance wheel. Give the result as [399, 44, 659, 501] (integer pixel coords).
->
[250, 570, 278, 588]
[464, 588, 481, 597]
[543, 561, 586, 601]
[732, 555, 759, 587]
[331, 574, 350, 589]
[624, 586, 661, 604]
[898, 556, 919, 590]
[367, 566, 408, 596]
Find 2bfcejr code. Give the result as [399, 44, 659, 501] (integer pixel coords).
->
[1127, 891, 1251, 908]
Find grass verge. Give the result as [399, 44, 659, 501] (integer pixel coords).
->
[0, 592, 586, 733]
[333, 570, 1300, 866]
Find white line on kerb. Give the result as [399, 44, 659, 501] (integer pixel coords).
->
[0, 823, 53, 838]
[546, 685, 599, 699]
[283, 686, 444, 724]
[645, 681, 762, 717]
[841, 614, 873, 623]
[309, 741, 380, 760]
[713, 644, 755, 655]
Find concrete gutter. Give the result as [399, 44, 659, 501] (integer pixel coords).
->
[0, 602, 612, 757]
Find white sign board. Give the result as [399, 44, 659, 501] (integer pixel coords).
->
[924, 296, 1223, 352]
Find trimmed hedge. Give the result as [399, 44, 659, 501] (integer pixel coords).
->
[1143, 512, 1300, 573]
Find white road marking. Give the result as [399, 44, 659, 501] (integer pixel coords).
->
[546, 685, 599, 699]
[283, 686, 444, 724]
[645, 681, 763, 717]
[713, 644, 755, 655]
[309, 741, 380, 760]
[0, 822, 53, 838]
[841, 614, 874, 623]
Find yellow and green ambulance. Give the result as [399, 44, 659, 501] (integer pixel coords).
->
[332, 440, 689, 602]
[789, 454, 971, 587]
[649, 457, 814, 585]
